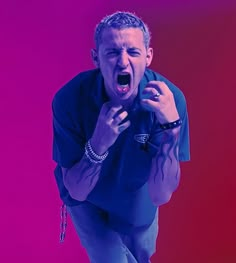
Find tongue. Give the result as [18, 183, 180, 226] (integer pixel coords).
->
[116, 84, 130, 94]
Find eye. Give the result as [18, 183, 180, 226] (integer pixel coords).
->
[106, 50, 120, 57]
[128, 50, 141, 57]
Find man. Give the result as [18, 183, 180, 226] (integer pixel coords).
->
[52, 11, 190, 263]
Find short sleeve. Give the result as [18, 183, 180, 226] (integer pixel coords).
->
[52, 93, 85, 168]
[177, 95, 190, 162]
[161, 77, 190, 162]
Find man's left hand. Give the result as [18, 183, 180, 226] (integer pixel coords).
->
[141, 81, 179, 124]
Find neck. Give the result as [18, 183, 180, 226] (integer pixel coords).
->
[109, 96, 136, 112]
[109, 90, 138, 110]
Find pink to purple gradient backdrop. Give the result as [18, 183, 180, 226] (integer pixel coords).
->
[1, 1, 236, 262]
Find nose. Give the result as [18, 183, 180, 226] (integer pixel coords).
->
[117, 51, 129, 69]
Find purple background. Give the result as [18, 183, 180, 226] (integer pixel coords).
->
[1, 0, 236, 262]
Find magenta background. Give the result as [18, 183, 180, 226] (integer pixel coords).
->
[1, 0, 236, 262]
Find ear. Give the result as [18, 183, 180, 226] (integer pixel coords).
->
[146, 47, 153, 67]
[91, 49, 99, 67]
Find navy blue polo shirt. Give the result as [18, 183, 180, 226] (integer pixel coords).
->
[52, 68, 190, 233]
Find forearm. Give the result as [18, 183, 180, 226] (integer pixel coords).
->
[62, 154, 102, 201]
[148, 127, 181, 206]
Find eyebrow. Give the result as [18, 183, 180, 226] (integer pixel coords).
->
[104, 48, 121, 51]
[128, 47, 142, 52]
[104, 47, 142, 52]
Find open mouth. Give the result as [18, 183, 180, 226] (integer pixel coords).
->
[117, 73, 131, 94]
[117, 73, 130, 86]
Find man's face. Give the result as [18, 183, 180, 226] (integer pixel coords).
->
[92, 27, 153, 105]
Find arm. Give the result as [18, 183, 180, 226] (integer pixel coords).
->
[141, 80, 184, 206]
[148, 127, 181, 206]
[62, 154, 102, 201]
[62, 102, 131, 201]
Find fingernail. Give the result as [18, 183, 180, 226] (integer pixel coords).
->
[118, 126, 125, 132]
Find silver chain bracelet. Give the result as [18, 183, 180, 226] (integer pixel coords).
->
[85, 140, 109, 163]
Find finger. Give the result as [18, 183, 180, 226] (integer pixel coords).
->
[117, 120, 131, 133]
[99, 101, 112, 116]
[141, 98, 159, 111]
[106, 105, 123, 120]
[145, 81, 170, 96]
[142, 87, 161, 100]
[112, 111, 128, 126]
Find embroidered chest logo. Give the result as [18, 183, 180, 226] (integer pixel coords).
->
[134, 134, 150, 144]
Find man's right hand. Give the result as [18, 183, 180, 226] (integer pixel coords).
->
[90, 102, 131, 155]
